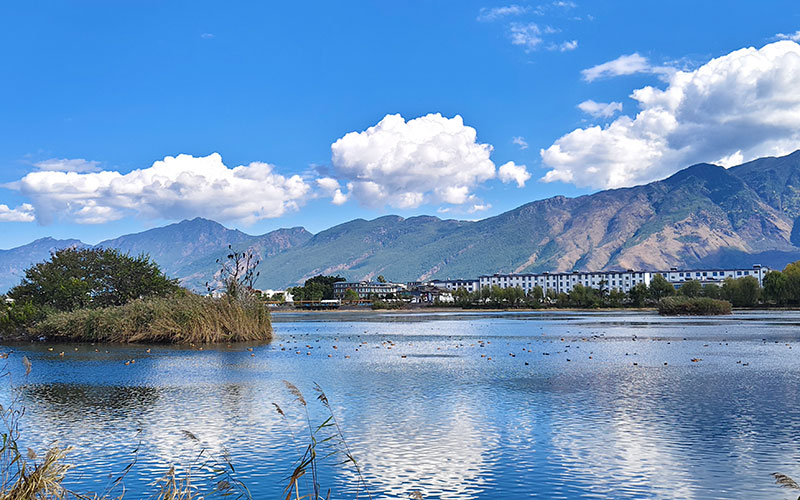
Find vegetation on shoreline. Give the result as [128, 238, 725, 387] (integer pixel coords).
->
[32, 293, 271, 343]
[657, 296, 732, 315]
[0, 247, 272, 344]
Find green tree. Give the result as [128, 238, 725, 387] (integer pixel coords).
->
[569, 284, 596, 308]
[452, 287, 471, 305]
[376, 275, 387, 283]
[763, 270, 789, 304]
[607, 289, 626, 308]
[628, 282, 649, 307]
[702, 284, 721, 299]
[780, 261, 800, 304]
[649, 274, 675, 301]
[343, 288, 359, 301]
[504, 287, 525, 307]
[9, 247, 179, 311]
[677, 280, 703, 298]
[722, 276, 761, 307]
[303, 275, 346, 300]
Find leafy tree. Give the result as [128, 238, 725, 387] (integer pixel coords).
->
[722, 276, 761, 307]
[9, 247, 179, 311]
[607, 289, 626, 308]
[376, 275, 387, 283]
[628, 282, 649, 307]
[287, 286, 305, 301]
[528, 286, 544, 304]
[784, 261, 800, 303]
[649, 274, 675, 301]
[569, 284, 596, 308]
[343, 288, 359, 301]
[504, 287, 525, 307]
[763, 270, 789, 304]
[677, 280, 703, 298]
[702, 284, 721, 299]
[452, 287, 471, 305]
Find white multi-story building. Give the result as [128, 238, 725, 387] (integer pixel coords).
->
[478, 270, 651, 294]
[333, 281, 405, 299]
[659, 265, 768, 287]
[476, 265, 770, 294]
[430, 279, 480, 293]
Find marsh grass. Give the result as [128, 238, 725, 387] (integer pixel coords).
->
[32, 293, 272, 344]
[657, 296, 732, 316]
[275, 381, 372, 500]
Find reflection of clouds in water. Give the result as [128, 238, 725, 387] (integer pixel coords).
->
[336, 397, 500, 500]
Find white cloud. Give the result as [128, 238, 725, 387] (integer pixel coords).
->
[469, 203, 492, 213]
[777, 30, 800, 42]
[0, 203, 35, 222]
[331, 113, 524, 210]
[577, 99, 623, 118]
[553, 1, 577, 8]
[509, 23, 542, 51]
[477, 5, 529, 22]
[550, 39, 578, 52]
[316, 177, 349, 205]
[581, 53, 674, 82]
[716, 150, 744, 168]
[200, 33, 215, 39]
[512, 136, 529, 150]
[34, 158, 101, 173]
[7, 153, 311, 225]
[542, 40, 800, 189]
[498, 161, 531, 187]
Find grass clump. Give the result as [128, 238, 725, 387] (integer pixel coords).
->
[657, 296, 732, 316]
[33, 293, 272, 344]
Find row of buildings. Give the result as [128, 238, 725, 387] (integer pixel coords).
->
[331, 265, 770, 300]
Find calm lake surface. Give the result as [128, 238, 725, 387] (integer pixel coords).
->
[3, 310, 800, 499]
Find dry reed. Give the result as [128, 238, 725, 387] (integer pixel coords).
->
[32, 294, 272, 344]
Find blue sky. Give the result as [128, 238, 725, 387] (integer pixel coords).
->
[1, 1, 800, 248]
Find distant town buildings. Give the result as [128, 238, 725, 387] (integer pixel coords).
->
[477, 265, 768, 294]
[270, 265, 770, 304]
[332, 281, 404, 299]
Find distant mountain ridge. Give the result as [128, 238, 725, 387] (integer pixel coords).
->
[3, 150, 800, 292]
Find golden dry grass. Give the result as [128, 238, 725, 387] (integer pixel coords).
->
[33, 293, 272, 344]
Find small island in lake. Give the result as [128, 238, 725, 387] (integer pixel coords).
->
[0, 247, 271, 344]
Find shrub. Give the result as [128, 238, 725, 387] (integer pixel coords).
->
[33, 293, 272, 344]
[8, 247, 179, 312]
[657, 296, 732, 316]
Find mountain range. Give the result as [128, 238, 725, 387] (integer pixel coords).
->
[3, 150, 800, 293]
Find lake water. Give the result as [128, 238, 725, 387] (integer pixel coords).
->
[3, 310, 800, 499]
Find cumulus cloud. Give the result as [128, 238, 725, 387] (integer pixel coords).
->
[7, 153, 311, 225]
[777, 30, 800, 42]
[316, 177, 349, 205]
[550, 39, 578, 52]
[542, 40, 800, 189]
[0, 203, 35, 222]
[578, 99, 623, 118]
[509, 23, 543, 51]
[512, 136, 529, 150]
[34, 158, 101, 173]
[477, 4, 529, 22]
[581, 53, 674, 82]
[498, 161, 531, 187]
[330, 113, 528, 210]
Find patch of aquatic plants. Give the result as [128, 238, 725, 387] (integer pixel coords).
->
[32, 293, 272, 344]
[657, 296, 732, 316]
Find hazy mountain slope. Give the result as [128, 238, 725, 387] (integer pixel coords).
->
[98, 218, 312, 290]
[0, 237, 86, 291]
[253, 215, 473, 288]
